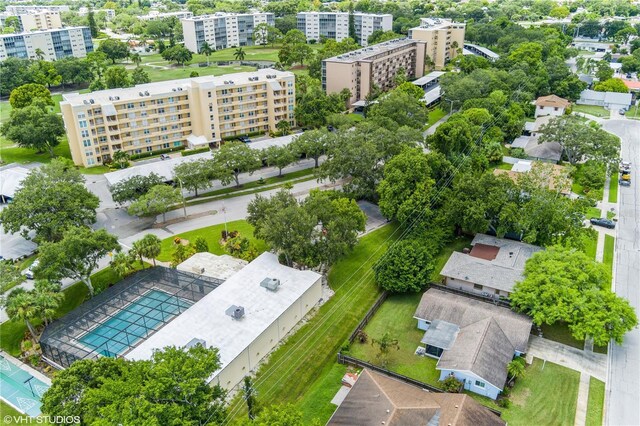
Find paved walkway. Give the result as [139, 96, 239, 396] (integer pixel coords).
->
[574, 372, 590, 426]
[527, 335, 607, 382]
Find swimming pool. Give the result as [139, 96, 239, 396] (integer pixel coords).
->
[0, 355, 50, 417]
[78, 289, 193, 357]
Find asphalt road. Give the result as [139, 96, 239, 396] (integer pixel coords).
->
[601, 118, 640, 426]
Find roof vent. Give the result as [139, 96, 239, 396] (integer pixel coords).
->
[139, 92, 144, 96]
[83, 100, 89, 104]
[89, 99, 95, 104]
[260, 277, 280, 292]
[172, 88, 177, 91]
[115, 96, 120, 100]
[108, 96, 113, 101]
[144, 91, 149, 96]
[225, 305, 245, 320]
[178, 87, 183, 91]
[184, 338, 206, 349]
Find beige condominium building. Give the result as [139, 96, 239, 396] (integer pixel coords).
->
[409, 18, 465, 70]
[61, 68, 295, 168]
[0, 11, 64, 32]
[322, 38, 426, 104]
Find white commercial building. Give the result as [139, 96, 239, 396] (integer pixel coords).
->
[127, 252, 323, 391]
[296, 11, 392, 46]
[0, 27, 93, 62]
[182, 12, 275, 53]
[5, 5, 70, 14]
[78, 8, 116, 20]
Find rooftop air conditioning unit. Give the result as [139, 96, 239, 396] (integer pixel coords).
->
[172, 88, 177, 91]
[260, 277, 281, 292]
[184, 338, 206, 349]
[89, 99, 95, 104]
[144, 91, 149, 96]
[178, 87, 183, 91]
[139, 92, 144, 96]
[225, 305, 245, 320]
[83, 100, 89, 104]
[109, 96, 113, 101]
[115, 96, 120, 100]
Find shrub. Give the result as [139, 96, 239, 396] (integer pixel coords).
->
[174, 237, 182, 244]
[577, 160, 606, 193]
[497, 398, 512, 408]
[194, 236, 208, 253]
[182, 147, 210, 157]
[355, 330, 368, 344]
[438, 375, 463, 393]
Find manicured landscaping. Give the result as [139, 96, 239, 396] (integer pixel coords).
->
[625, 107, 640, 120]
[0, 263, 145, 356]
[0, 135, 72, 165]
[348, 292, 441, 386]
[427, 107, 447, 127]
[143, 64, 257, 82]
[500, 358, 580, 426]
[586, 207, 601, 219]
[227, 224, 399, 421]
[603, 235, 615, 281]
[156, 219, 268, 262]
[608, 173, 618, 203]
[571, 164, 604, 200]
[586, 377, 605, 426]
[582, 232, 598, 260]
[572, 105, 609, 118]
[1, 400, 22, 421]
[540, 322, 607, 354]
[296, 362, 347, 424]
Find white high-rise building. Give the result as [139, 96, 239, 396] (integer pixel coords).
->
[0, 27, 93, 62]
[140, 10, 193, 21]
[296, 11, 393, 46]
[5, 5, 70, 14]
[182, 12, 275, 53]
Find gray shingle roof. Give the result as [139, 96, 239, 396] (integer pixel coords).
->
[439, 234, 543, 293]
[421, 319, 460, 349]
[437, 318, 515, 389]
[413, 288, 532, 353]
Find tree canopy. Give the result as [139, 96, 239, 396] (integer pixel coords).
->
[9, 84, 53, 109]
[1, 102, 65, 157]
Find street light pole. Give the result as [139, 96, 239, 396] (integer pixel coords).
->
[445, 98, 454, 113]
[176, 177, 187, 218]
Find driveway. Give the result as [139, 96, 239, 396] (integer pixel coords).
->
[601, 119, 640, 426]
[527, 335, 607, 382]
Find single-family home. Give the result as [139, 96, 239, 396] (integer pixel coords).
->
[328, 368, 505, 425]
[534, 94, 570, 117]
[493, 160, 572, 195]
[413, 288, 532, 400]
[516, 116, 563, 163]
[577, 89, 632, 111]
[439, 233, 543, 298]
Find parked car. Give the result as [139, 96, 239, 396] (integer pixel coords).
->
[619, 108, 627, 114]
[619, 179, 631, 187]
[24, 260, 40, 280]
[590, 218, 616, 229]
[160, 154, 171, 160]
[237, 136, 251, 144]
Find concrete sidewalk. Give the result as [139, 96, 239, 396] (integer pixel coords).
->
[527, 335, 607, 382]
[574, 372, 590, 426]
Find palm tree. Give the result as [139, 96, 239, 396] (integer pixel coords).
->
[5, 291, 38, 338]
[133, 234, 162, 266]
[32, 280, 63, 326]
[200, 42, 214, 66]
[234, 47, 246, 61]
[130, 52, 142, 66]
[276, 120, 291, 136]
[35, 48, 45, 60]
[110, 251, 136, 278]
[507, 358, 526, 385]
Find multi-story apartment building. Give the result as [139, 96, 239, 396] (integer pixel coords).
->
[182, 12, 275, 53]
[61, 69, 295, 168]
[322, 38, 426, 104]
[78, 8, 117, 20]
[408, 18, 465, 70]
[140, 10, 193, 21]
[296, 11, 392, 46]
[16, 11, 63, 32]
[5, 5, 70, 14]
[0, 27, 93, 62]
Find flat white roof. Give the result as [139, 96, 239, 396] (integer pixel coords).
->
[0, 164, 30, 199]
[125, 252, 322, 382]
[181, 11, 272, 21]
[412, 71, 446, 86]
[177, 252, 247, 280]
[0, 26, 88, 38]
[323, 38, 421, 63]
[61, 68, 293, 107]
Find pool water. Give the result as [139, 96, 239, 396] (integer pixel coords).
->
[78, 289, 193, 357]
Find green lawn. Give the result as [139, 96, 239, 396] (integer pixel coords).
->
[572, 105, 609, 118]
[500, 358, 580, 426]
[349, 292, 441, 386]
[625, 107, 640, 120]
[431, 236, 473, 282]
[156, 219, 268, 262]
[296, 363, 347, 424]
[143, 64, 257, 83]
[540, 322, 607, 354]
[585, 377, 605, 426]
[608, 173, 618, 203]
[0, 135, 72, 165]
[586, 207, 602, 220]
[1, 400, 22, 422]
[426, 107, 446, 127]
[228, 224, 399, 421]
[0, 263, 145, 356]
[582, 232, 598, 260]
[494, 162, 514, 170]
[603, 235, 615, 282]
[1, 101, 12, 123]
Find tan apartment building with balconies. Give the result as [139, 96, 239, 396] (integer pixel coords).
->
[409, 18, 465, 70]
[19, 11, 63, 31]
[61, 69, 295, 168]
[322, 38, 427, 104]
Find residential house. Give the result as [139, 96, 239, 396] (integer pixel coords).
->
[328, 368, 505, 425]
[515, 115, 563, 163]
[493, 159, 572, 195]
[534, 94, 570, 117]
[577, 89, 632, 110]
[413, 288, 532, 400]
[439, 233, 543, 298]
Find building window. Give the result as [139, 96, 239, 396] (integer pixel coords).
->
[81, 130, 89, 137]
[473, 284, 483, 290]
[127, 103, 134, 109]
[83, 139, 91, 147]
[77, 112, 86, 119]
[475, 380, 485, 388]
[173, 141, 181, 147]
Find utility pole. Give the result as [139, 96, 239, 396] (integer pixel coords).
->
[176, 177, 187, 218]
